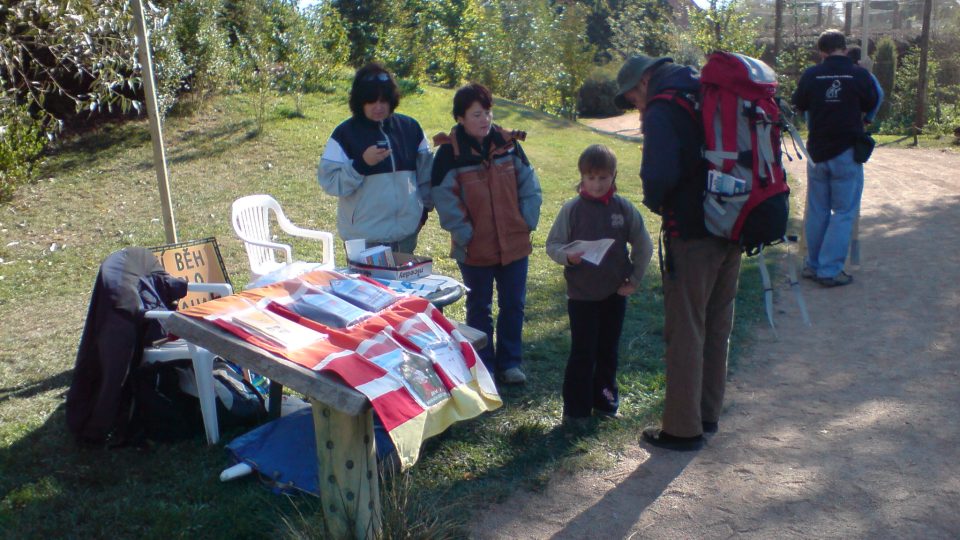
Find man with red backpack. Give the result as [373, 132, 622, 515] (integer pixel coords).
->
[615, 54, 742, 451]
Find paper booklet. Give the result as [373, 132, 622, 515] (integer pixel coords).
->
[368, 347, 450, 408]
[561, 238, 615, 265]
[328, 278, 399, 312]
[398, 314, 473, 386]
[371, 275, 461, 298]
[229, 307, 326, 350]
[286, 289, 373, 328]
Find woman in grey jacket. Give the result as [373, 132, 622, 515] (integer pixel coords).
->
[318, 62, 433, 254]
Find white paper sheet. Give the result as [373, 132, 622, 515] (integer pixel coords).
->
[561, 238, 615, 265]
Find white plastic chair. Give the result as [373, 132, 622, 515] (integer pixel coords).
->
[231, 194, 335, 280]
[143, 281, 233, 445]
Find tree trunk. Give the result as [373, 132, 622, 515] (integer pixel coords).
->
[774, 0, 783, 64]
[914, 0, 933, 135]
[844, 2, 853, 35]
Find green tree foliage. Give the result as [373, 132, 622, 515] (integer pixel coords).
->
[0, 0, 186, 128]
[774, 0, 814, 104]
[556, 3, 597, 118]
[170, 0, 236, 104]
[421, 0, 483, 87]
[583, 0, 616, 63]
[686, 0, 764, 59]
[460, 0, 594, 119]
[873, 37, 896, 124]
[886, 46, 940, 134]
[0, 97, 45, 202]
[331, 0, 392, 66]
[372, 0, 429, 81]
[608, 0, 675, 59]
[302, 2, 351, 87]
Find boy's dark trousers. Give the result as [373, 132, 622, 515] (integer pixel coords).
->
[563, 293, 626, 418]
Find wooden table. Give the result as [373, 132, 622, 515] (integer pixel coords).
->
[167, 313, 376, 538]
[165, 313, 486, 539]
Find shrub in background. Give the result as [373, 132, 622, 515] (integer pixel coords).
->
[887, 46, 939, 135]
[873, 38, 897, 124]
[0, 99, 46, 203]
[171, 0, 236, 108]
[577, 65, 623, 118]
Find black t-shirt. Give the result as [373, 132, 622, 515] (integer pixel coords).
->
[792, 55, 879, 163]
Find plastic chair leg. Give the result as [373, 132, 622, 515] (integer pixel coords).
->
[188, 344, 220, 445]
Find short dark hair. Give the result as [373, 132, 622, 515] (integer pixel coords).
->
[846, 45, 862, 63]
[578, 144, 617, 176]
[349, 62, 400, 118]
[452, 83, 493, 119]
[817, 30, 847, 54]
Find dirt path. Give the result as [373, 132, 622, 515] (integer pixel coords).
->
[470, 145, 960, 538]
[581, 113, 643, 139]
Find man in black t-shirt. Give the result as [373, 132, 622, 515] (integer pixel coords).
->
[792, 30, 878, 287]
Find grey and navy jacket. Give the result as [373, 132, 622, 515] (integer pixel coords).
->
[546, 193, 653, 301]
[640, 63, 709, 239]
[792, 55, 878, 163]
[318, 113, 432, 243]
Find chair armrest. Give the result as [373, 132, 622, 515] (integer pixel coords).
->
[284, 225, 333, 242]
[280, 222, 335, 267]
[144, 284, 231, 323]
[236, 237, 294, 264]
[143, 310, 173, 320]
[187, 282, 234, 297]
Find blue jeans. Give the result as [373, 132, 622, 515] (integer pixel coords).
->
[457, 257, 528, 374]
[805, 148, 864, 279]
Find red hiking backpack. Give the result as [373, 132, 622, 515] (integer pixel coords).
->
[654, 51, 790, 255]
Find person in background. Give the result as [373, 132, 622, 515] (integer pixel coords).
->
[318, 62, 432, 255]
[846, 46, 884, 125]
[615, 53, 741, 451]
[793, 30, 878, 287]
[431, 83, 542, 385]
[546, 144, 653, 427]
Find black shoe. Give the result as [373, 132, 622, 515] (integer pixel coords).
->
[641, 426, 704, 451]
[817, 271, 853, 287]
[702, 420, 719, 433]
[592, 407, 620, 419]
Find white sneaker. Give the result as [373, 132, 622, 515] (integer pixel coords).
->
[498, 367, 527, 385]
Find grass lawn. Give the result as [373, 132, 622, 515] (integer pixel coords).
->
[0, 86, 769, 537]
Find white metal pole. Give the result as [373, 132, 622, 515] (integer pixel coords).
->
[131, 0, 178, 243]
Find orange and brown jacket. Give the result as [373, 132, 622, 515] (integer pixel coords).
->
[431, 125, 542, 266]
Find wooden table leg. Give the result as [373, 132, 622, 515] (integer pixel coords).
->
[311, 401, 380, 539]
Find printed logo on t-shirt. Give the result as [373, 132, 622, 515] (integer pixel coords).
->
[825, 79, 842, 102]
[611, 213, 625, 228]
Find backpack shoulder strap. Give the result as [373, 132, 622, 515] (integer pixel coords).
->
[649, 89, 698, 122]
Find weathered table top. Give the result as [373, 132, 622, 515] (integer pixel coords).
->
[165, 313, 369, 416]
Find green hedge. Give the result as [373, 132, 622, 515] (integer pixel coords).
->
[577, 66, 623, 118]
[0, 101, 46, 203]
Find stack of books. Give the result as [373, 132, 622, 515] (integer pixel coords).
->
[328, 278, 398, 312]
[286, 289, 372, 328]
[355, 245, 396, 267]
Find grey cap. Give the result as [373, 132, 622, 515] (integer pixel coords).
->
[614, 55, 673, 109]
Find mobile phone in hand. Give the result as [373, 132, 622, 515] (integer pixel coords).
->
[376, 140, 389, 150]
